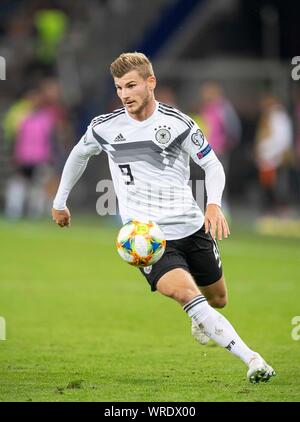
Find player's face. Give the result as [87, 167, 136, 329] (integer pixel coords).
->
[114, 70, 156, 116]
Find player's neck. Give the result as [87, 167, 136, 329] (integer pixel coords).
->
[128, 98, 157, 122]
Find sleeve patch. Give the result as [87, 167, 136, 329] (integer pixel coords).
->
[191, 129, 205, 148]
[197, 144, 211, 159]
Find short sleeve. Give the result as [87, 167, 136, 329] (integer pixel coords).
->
[182, 121, 214, 165]
[79, 122, 103, 156]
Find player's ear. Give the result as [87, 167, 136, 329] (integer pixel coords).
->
[147, 75, 156, 91]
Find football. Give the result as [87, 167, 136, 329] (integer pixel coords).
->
[116, 220, 166, 267]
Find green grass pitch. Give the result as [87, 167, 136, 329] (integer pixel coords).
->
[0, 216, 299, 402]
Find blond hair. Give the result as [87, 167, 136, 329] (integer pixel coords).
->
[110, 52, 154, 79]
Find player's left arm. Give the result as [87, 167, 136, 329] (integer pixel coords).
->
[182, 124, 230, 240]
[202, 162, 230, 241]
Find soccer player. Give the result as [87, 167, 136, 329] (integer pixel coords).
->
[52, 52, 275, 384]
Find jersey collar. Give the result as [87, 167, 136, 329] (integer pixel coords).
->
[125, 100, 159, 125]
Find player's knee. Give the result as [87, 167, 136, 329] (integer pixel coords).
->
[171, 287, 200, 305]
[209, 294, 227, 309]
[158, 283, 199, 305]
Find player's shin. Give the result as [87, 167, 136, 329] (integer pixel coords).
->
[183, 295, 256, 365]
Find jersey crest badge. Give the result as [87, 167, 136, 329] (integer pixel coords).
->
[155, 126, 171, 144]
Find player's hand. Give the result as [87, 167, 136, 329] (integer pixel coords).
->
[204, 204, 230, 240]
[52, 207, 71, 228]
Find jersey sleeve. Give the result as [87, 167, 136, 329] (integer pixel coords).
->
[182, 121, 213, 165]
[81, 122, 103, 156]
[52, 123, 102, 210]
[182, 121, 225, 207]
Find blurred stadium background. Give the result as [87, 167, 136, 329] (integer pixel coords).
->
[0, 0, 300, 402]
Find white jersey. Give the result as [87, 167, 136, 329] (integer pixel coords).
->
[54, 101, 225, 240]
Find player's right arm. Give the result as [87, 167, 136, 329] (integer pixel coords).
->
[52, 124, 102, 228]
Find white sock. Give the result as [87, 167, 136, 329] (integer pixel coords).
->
[183, 295, 255, 365]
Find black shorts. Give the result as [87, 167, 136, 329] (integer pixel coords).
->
[139, 225, 223, 291]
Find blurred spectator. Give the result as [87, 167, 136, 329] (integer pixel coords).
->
[34, 8, 68, 68]
[0, 10, 35, 96]
[155, 85, 177, 107]
[255, 93, 293, 213]
[3, 88, 36, 143]
[295, 94, 300, 208]
[198, 81, 241, 167]
[296, 98, 300, 157]
[195, 81, 242, 215]
[4, 78, 72, 219]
